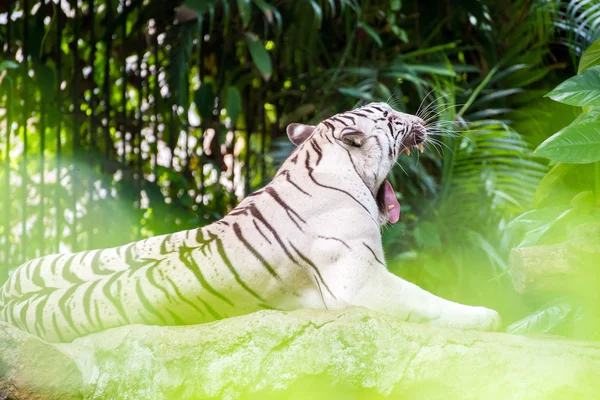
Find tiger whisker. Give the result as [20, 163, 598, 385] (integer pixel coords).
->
[426, 126, 471, 141]
[422, 103, 467, 124]
[420, 98, 464, 119]
[426, 137, 455, 154]
[429, 131, 470, 143]
[427, 127, 467, 138]
[416, 91, 450, 120]
[424, 139, 444, 158]
[418, 95, 460, 122]
[427, 119, 465, 129]
[415, 87, 437, 118]
[394, 159, 410, 177]
[386, 93, 401, 109]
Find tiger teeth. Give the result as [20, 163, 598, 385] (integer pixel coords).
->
[405, 148, 411, 156]
[418, 143, 424, 153]
[388, 204, 395, 210]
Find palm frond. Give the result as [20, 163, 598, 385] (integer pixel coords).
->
[552, 0, 600, 57]
[441, 120, 546, 222]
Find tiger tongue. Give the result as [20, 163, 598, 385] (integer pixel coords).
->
[383, 180, 400, 224]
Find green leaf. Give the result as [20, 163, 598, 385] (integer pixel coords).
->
[226, 86, 242, 126]
[467, 230, 509, 270]
[535, 121, 600, 164]
[0, 60, 19, 71]
[397, 42, 458, 60]
[390, 0, 401, 11]
[458, 65, 499, 117]
[545, 66, 600, 106]
[325, 0, 336, 15]
[252, 0, 282, 30]
[244, 32, 272, 81]
[376, 82, 392, 102]
[578, 40, 600, 74]
[506, 298, 573, 335]
[237, 0, 252, 26]
[358, 22, 382, 47]
[307, 0, 323, 27]
[220, 0, 231, 33]
[570, 190, 594, 210]
[399, 64, 456, 77]
[207, 3, 216, 32]
[391, 25, 408, 42]
[572, 106, 600, 124]
[338, 87, 374, 101]
[194, 83, 215, 121]
[184, 0, 217, 15]
[533, 163, 572, 207]
[509, 207, 574, 248]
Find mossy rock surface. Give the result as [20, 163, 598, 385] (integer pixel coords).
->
[2, 307, 600, 399]
[0, 321, 82, 399]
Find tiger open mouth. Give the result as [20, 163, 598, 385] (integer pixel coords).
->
[377, 180, 401, 224]
[376, 142, 425, 224]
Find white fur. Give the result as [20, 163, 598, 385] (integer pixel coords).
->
[0, 102, 500, 343]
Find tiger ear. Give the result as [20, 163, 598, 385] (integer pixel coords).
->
[339, 127, 365, 148]
[287, 123, 315, 146]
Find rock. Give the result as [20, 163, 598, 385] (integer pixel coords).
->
[2, 307, 600, 399]
[0, 322, 82, 399]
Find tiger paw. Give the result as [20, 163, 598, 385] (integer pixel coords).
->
[430, 306, 502, 332]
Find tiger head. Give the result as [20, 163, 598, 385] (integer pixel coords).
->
[286, 102, 427, 225]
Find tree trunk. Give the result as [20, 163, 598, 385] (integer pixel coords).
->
[510, 222, 600, 294]
[510, 243, 573, 293]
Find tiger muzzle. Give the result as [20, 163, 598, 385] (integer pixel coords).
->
[412, 124, 427, 144]
[399, 122, 427, 155]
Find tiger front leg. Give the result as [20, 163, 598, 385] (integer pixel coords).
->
[339, 266, 501, 331]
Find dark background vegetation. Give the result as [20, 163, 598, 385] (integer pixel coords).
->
[1, 0, 599, 339]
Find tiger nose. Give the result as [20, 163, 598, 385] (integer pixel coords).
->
[412, 123, 427, 144]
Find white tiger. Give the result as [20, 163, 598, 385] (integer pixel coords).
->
[0, 102, 500, 343]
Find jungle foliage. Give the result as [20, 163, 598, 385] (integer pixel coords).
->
[1, 0, 600, 339]
[507, 42, 600, 339]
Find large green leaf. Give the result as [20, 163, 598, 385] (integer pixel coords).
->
[545, 66, 600, 106]
[506, 298, 574, 335]
[535, 121, 600, 163]
[572, 106, 600, 124]
[244, 32, 272, 81]
[508, 206, 574, 248]
[579, 40, 600, 73]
